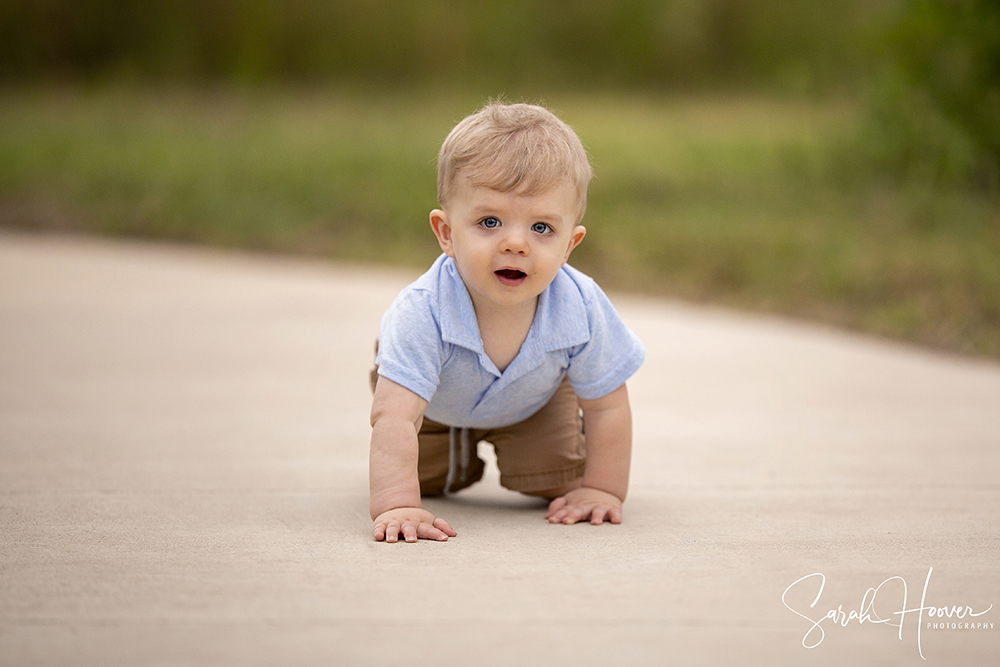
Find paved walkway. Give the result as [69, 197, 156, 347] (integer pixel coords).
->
[1, 230, 998, 666]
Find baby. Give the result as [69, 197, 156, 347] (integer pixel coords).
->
[369, 102, 645, 542]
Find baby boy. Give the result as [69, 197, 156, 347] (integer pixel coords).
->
[369, 102, 645, 542]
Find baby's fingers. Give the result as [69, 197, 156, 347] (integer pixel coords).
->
[432, 517, 458, 537]
[401, 522, 419, 543]
[380, 520, 402, 543]
[589, 505, 610, 525]
[559, 505, 593, 525]
[546, 499, 581, 524]
[373, 516, 456, 543]
[373, 522, 386, 541]
[588, 505, 623, 525]
[545, 497, 568, 520]
[416, 521, 451, 542]
[548, 503, 587, 525]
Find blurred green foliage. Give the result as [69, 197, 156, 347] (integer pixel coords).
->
[5, 1, 996, 186]
[0, 0, 878, 90]
[860, 0, 1000, 188]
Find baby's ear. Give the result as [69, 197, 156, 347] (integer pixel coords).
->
[429, 209, 455, 257]
[563, 225, 587, 264]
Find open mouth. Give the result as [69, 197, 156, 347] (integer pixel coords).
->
[495, 268, 527, 285]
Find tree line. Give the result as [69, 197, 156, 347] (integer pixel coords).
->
[0, 0, 883, 90]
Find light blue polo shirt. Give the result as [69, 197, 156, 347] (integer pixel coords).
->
[376, 254, 645, 429]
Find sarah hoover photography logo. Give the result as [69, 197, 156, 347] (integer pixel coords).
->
[782, 567, 994, 660]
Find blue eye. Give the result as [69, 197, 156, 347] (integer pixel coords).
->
[531, 222, 551, 234]
[480, 217, 500, 229]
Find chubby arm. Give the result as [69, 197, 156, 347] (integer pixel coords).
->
[369, 377, 456, 542]
[546, 382, 632, 525]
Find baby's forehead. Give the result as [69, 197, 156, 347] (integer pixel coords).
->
[452, 166, 578, 200]
[456, 173, 580, 205]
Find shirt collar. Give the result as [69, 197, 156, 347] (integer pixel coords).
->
[529, 266, 591, 351]
[437, 256, 485, 353]
[435, 255, 592, 371]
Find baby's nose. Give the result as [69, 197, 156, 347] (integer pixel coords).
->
[501, 230, 528, 254]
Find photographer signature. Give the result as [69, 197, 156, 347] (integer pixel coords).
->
[782, 567, 993, 660]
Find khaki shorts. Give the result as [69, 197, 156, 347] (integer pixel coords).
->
[370, 348, 586, 495]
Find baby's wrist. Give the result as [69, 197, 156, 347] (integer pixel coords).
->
[577, 483, 625, 504]
[370, 494, 422, 520]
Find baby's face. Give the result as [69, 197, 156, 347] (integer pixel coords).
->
[432, 177, 586, 314]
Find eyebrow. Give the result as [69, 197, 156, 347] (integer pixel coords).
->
[468, 205, 566, 225]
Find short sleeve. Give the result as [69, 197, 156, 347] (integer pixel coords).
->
[375, 288, 443, 402]
[566, 281, 645, 400]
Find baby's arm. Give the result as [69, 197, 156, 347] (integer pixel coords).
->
[546, 383, 632, 525]
[369, 377, 456, 542]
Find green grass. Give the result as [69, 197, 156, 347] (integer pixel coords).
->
[1, 86, 998, 359]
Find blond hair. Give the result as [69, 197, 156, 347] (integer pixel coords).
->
[436, 102, 592, 221]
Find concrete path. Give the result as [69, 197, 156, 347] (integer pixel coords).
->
[1, 230, 998, 666]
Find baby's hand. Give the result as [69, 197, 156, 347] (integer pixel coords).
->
[372, 507, 457, 543]
[546, 487, 623, 525]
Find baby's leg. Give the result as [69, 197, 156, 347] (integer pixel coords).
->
[487, 377, 586, 496]
[416, 418, 486, 496]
